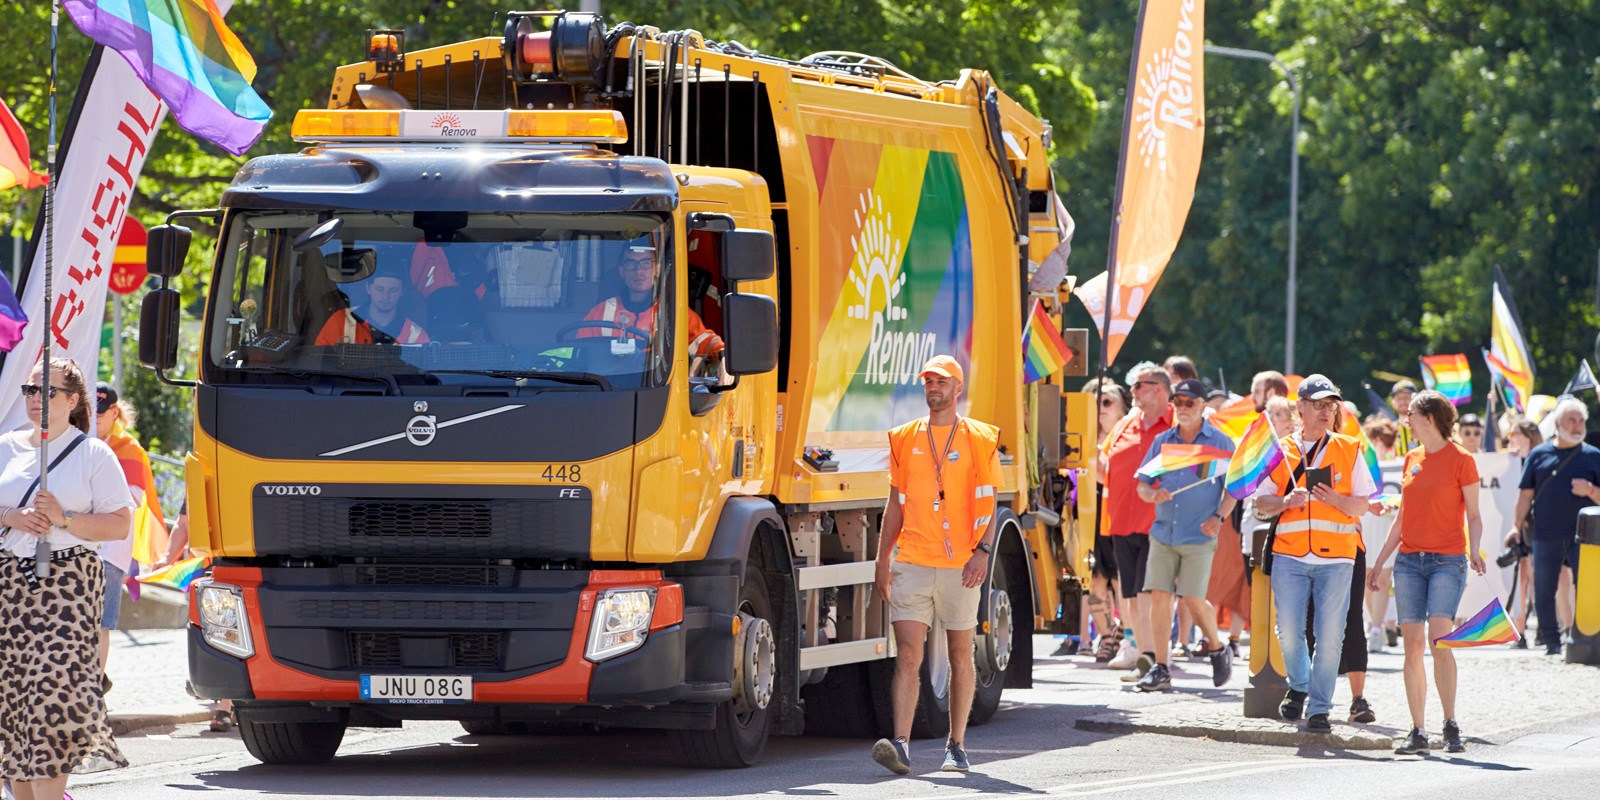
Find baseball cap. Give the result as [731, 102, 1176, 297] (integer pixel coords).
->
[1390, 379, 1417, 396]
[919, 355, 964, 384]
[1299, 374, 1343, 401]
[1173, 379, 1208, 400]
[95, 382, 118, 415]
[1459, 413, 1484, 428]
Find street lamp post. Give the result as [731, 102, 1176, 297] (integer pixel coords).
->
[1204, 44, 1300, 375]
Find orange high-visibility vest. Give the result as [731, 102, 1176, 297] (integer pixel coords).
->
[315, 309, 430, 345]
[1268, 433, 1363, 561]
[580, 298, 723, 358]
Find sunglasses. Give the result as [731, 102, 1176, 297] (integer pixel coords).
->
[20, 383, 73, 399]
[1172, 397, 1202, 408]
[1133, 380, 1164, 389]
[1100, 398, 1120, 408]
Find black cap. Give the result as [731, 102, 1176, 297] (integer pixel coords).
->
[1391, 379, 1418, 396]
[1459, 413, 1484, 428]
[95, 382, 118, 415]
[1299, 374, 1343, 401]
[1173, 379, 1209, 400]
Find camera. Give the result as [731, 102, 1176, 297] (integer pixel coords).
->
[1496, 538, 1531, 568]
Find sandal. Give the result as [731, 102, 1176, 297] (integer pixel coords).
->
[1093, 633, 1122, 663]
[209, 709, 234, 732]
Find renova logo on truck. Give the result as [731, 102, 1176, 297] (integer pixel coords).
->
[430, 113, 477, 137]
[847, 190, 935, 386]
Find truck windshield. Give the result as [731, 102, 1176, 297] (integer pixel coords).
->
[206, 210, 674, 389]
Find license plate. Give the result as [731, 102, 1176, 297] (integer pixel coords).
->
[360, 674, 473, 704]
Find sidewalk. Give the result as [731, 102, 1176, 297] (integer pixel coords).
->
[105, 628, 213, 735]
[1054, 634, 1600, 750]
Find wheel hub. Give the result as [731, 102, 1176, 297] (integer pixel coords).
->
[732, 613, 775, 716]
[980, 586, 1013, 677]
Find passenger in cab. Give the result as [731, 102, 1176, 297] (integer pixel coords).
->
[580, 247, 722, 359]
[316, 267, 430, 345]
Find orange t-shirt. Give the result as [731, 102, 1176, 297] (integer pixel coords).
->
[1399, 443, 1479, 554]
[889, 417, 1003, 569]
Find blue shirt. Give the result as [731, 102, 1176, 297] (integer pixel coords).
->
[1519, 441, 1600, 542]
[1137, 421, 1235, 546]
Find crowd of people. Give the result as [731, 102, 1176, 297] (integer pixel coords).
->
[1078, 355, 1595, 754]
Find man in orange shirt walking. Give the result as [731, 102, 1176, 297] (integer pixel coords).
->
[872, 355, 1002, 776]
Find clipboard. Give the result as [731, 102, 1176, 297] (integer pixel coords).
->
[1304, 466, 1332, 493]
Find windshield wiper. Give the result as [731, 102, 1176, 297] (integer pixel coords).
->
[238, 367, 401, 394]
[428, 369, 611, 389]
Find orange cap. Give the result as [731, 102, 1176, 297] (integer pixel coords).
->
[919, 354, 964, 384]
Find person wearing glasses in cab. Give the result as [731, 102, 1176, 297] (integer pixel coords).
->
[579, 246, 723, 362]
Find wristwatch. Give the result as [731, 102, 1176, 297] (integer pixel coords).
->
[975, 540, 993, 554]
[61, 511, 74, 531]
[1210, 513, 1225, 522]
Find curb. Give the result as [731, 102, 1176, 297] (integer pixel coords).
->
[110, 710, 213, 737]
[1073, 715, 1393, 750]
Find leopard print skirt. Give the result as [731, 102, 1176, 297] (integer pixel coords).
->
[0, 550, 127, 779]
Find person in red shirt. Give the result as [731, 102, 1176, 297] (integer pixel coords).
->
[1099, 363, 1174, 677]
[315, 270, 430, 346]
[872, 355, 1002, 776]
[1368, 389, 1484, 755]
[579, 248, 722, 361]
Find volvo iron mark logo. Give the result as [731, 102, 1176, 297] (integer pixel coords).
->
[406, 415, 438, 447]
[261, 484, 322, 496]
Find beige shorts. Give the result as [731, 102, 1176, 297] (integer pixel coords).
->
[889, 560, 981, 630]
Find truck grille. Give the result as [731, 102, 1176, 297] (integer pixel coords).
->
[348, 501, 492, 538]
[343, 563, 511, 588]
[349, 631, 503, 669]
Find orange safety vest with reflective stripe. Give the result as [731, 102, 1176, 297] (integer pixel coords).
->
[887, 417, 1002, 568]
[1268, 432, 1363, 560]
[315, 309, 430, 345]
[579, 298, 723, 358]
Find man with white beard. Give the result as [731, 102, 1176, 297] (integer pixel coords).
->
[1513, 396, 1600, 656]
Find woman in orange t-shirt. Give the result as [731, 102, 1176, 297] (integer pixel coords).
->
[1368, 390, 1484, 755]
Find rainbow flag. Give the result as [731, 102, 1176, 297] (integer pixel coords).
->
[138, 555, 207, 591]
[1483, 348, 1529, 412]
[1356, 426, 1384, 497]
[1490, 266, 1535, 411]
[1021, 299, 1073, 383]
[1136, 444, 1232, 479]
[1225, 415, 1284, 499]
[1420, 353, 1472, 406]
[1209, 395, 1259, 440]
[64, 0, 271, 155]
[0, 96, 47, 191]
[1374, 493, 1401, 508]
[1433, 596, 1519, 648]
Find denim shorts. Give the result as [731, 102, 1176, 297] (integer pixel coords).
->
[1392, 552, 1467, 624]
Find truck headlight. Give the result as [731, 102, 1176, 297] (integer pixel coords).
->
[585, 587, 656, 662]
[198, 581, 254, 659]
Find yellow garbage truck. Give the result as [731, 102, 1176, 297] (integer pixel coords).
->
[140, 11, 1095, 767]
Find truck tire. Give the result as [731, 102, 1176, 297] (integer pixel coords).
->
[238, 714, 346, 765]
[867, 621, 951, 740]
[801, 662, 879, 737]
[969, 545, 1021, 725]
[669, 565, 774, 767]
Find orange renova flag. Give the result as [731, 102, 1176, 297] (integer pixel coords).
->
[1097, 0, 1206, 367]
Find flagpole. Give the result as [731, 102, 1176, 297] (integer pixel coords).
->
[35, 0, 61, 580]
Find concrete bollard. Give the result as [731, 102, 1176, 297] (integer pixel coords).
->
[1570, 507, 1600, 665]
[1243, 518, 1289, 717]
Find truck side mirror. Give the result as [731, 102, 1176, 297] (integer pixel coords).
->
[722, 293, 777, 376]
[147, 224, 192, 278]
[720, 229, 775, 283]
[138, 288, 182, 370]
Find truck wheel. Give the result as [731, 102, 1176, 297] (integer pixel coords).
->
[969, 547, 1019, 725]
[238, 713, 346, 765]
[801, 662, 878, 737]
[867, 620, 951, 740]
[669, 565, 775, 767]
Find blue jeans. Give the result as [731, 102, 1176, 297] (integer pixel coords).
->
[1532, 538, 1581, 647]
[1391, 552, 1467, 625]
[1271, 557, 1353, 716]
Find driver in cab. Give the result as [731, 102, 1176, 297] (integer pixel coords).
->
[579, 246, 722, 359]
[316, 267, 431, 345]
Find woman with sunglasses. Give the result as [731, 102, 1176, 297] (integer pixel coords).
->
[0, 358, 134, 800]
[1082, 378, 1131, 662]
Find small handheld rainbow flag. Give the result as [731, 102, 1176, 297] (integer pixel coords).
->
[1225, 415, 1284, 499]
[1483, 348, 1529, 412]
[138, 555, 207, 591]
[1420, 353, 1473, 406]
[1357, 427, 1384, 496]
[1433, 595, 1519, 648]
[1136, 444, 1232, 479]
[1022, 299, 1073, 383]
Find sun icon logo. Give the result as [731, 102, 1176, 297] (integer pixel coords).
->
[431, 113, 464, 130]
[846, 190, 907, 322]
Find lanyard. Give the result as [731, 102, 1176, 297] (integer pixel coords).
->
[926, 418, 963, 558]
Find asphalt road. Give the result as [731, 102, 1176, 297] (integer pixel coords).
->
[74, 639, 1600, 800]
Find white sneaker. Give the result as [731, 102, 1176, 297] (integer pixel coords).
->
[1107, 640, 1139, 669]
[1367, 626, 1385, 654]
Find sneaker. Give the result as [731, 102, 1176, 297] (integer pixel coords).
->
[1306, 713, 1332, 733]
[1386, 627, 1399, 648]
[1051, 637, 1080, 656]
[1107, 640, 1139, 669]
[1544, 642, 1563, 657]
[940, 742, 970, 772]
[1395, 728, 1429, 755]
[1208, 644, 1233, 687]
[1136, 663, 1172, 692]
[1349, 696, 1376, 723]
[1367, 626, 1385, 654]
[1279, 689, 1307, 721]
[872, 737, 910, 775]
[1513, 632, 1529, 649]
[1228, 638, 1241, 658]
[1120, 653, 1155, 682]
[1443, 720, 1465, 753]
